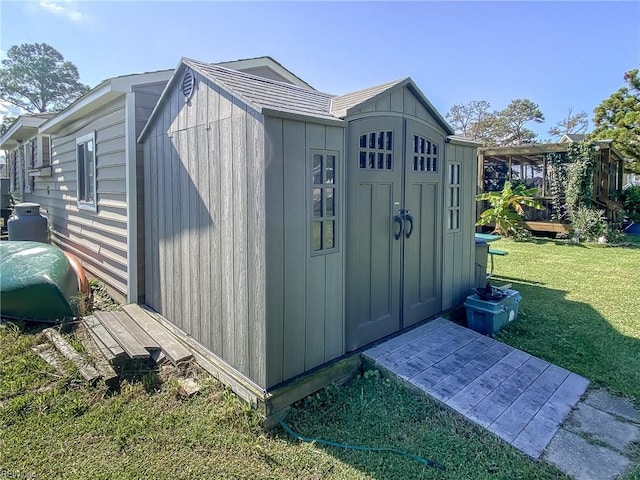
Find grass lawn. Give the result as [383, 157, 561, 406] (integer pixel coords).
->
[1, 237, 639, 479]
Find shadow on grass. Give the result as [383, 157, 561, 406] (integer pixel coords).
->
[491, 274, 640, 403]
[283, 275, 640, 479]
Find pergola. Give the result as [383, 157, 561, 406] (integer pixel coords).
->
[477, 140, 625, 233]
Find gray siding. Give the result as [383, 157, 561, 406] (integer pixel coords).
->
[442, 142, 477, 310]
[264, 117, 345, 388]
[349, 86, 448, 136]
[28, 97, 129, 301]
[143, 71, 267, 387]
[134, 82, 168, 302]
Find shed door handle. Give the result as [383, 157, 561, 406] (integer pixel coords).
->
[393, 214, 404, 240]
[404, 211, 414, 239]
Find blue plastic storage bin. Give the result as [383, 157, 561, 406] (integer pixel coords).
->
[464, 289, 521, 335]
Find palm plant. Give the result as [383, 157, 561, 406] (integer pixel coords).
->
[476, 181, 544, 237]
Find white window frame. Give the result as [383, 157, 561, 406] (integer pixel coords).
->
[76, 132, 97, 212]
[447, 162, 462, 232]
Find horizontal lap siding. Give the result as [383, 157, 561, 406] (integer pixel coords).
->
[30, 97, 129, 301]
[143, 71, 267, 387]
[265, 117, 345, 388]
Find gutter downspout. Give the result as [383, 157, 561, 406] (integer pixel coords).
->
[125, 91, 138, 304]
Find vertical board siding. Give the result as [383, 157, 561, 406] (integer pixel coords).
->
[265, 117, 345, 387]
[442, 142, 477, 310]
[264, 118, 285, 388]
[143, 72, 266, 387]
[28, 97, 129, 300]
[281, 119, 307, 381]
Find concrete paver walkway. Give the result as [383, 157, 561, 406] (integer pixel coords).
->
[364, 317, 589, 459]
[363, 317, 640, 479]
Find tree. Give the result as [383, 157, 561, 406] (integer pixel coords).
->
[0, 43, 89, 113]
[548, 108, 589, 139]
[446, 100, 496, 144]
[591, 69, 640, 173]
[493, 99, 545, 146]
[0, 115, 16, 135]
[476, 181, 544, 237]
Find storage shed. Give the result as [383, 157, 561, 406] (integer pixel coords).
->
[139, 58, 478, 402]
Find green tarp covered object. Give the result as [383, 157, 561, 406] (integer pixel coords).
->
[0, 241, 79, 322]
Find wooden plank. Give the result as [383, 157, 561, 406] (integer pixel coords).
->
[31, 344, 67, 375]
[122, 304, 192, 365]
[94, 311, 150, 359]
[76, 324, 119, 389]
[110, 310, 159, 350]
[42, 328, 101, 383]
[83, 315, 125, 360]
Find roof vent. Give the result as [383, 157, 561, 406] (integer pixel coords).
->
[181, 69, 195, 102]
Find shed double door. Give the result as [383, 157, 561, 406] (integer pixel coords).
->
[346, 116, 442, 351]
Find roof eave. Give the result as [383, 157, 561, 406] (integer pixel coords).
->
[0, 116, 48, 150]
[262, 108, 345, 127]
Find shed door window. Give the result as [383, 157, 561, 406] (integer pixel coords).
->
[76, 132, 97, 211]
[312, 151, 338, 253]
[359, 131, 393, 170]
[412, 135, 438, 172]
[447, 163, 461, 230]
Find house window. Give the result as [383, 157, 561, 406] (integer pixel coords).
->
[311, 151, 338, 253]
[412, 135, 438, 172]
[359, 131, 393, 170]
[447, 163, 461, 231]
[76, 132, 97, 211]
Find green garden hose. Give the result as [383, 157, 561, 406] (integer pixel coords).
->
[274, 412, 446, 471]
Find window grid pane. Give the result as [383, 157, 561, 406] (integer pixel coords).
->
[359, 131, 393, 170]
[311, 151, 338, 253]
[412, 134, 438, 172]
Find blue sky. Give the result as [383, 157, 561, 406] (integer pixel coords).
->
[1, 1, 639, 140]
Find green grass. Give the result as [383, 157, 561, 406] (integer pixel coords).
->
[2, 238, 639, 479]
[491, 237, 640, 403]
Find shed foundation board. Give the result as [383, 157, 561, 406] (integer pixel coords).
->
[363, 318, 589, 459]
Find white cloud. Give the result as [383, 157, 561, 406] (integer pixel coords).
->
[38, 1, 83, 22]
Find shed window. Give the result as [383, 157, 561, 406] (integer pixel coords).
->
[447, 163, 461, 231]
[412, 135, 438, 172]
[76, 132, 97, 211]
[311, 151, 338, 253]
[359, 131, 393, 170]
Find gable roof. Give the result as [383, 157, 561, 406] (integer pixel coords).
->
[140, 57, 455, 141]
[185, 59, 335, 120]
[39, 69, 173, 134]
[330, 78, 454, 135]
[559, 133, 586, 143]
[214, 56, 314, 90]
[0, 113, 55, 150]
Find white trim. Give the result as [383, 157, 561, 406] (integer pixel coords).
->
[76, 132, 97, 211]
[125, 92, 138, 304]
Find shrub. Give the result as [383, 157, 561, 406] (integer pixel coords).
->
[619, 185, 640, 222]
[570, 206, 608, 242]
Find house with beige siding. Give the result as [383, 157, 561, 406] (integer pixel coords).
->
[1, 71, 173, 303]
[1, 113, 55, 204]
